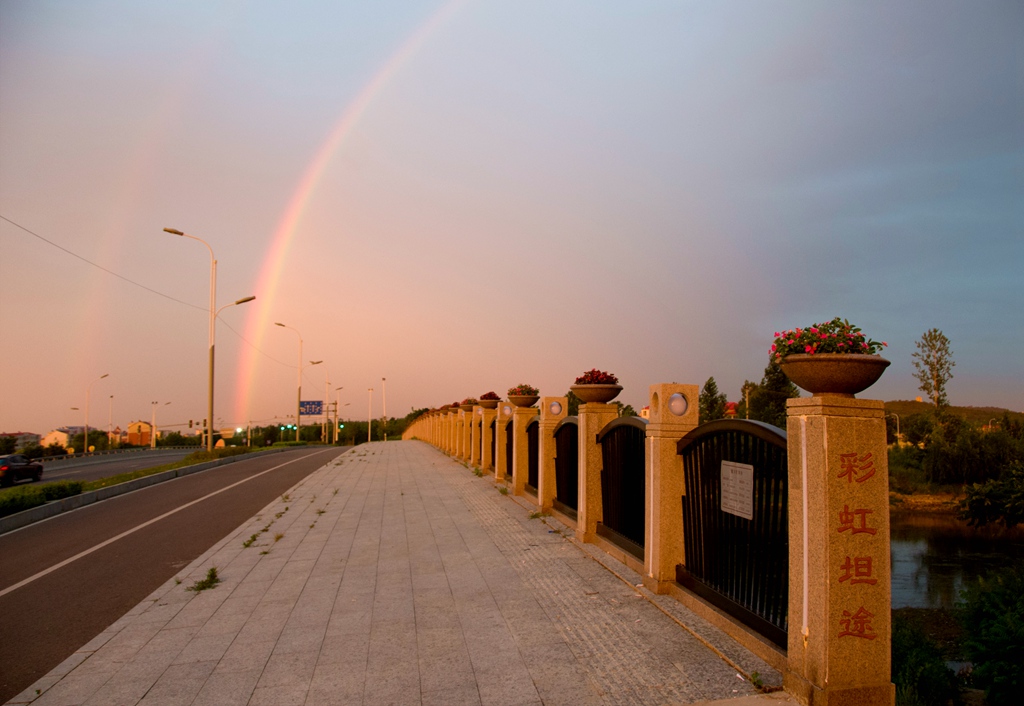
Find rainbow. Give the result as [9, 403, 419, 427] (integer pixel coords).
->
[233, 0, 466, 419]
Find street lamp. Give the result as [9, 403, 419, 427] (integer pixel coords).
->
[381, 377, 387, 442]
[886, 412, 900, 445]
[84, 373, 109, 455]
[163, 228, 255, 452]
[368, 387, 373, 443]
[334, 386, 344, 444]
[151, 401, 171, 448]
[274, 323, 321, 441]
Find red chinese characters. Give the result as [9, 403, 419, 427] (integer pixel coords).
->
[836, 505, 877, 535]
[838, 452, 875, 483]
[838, 606, 877, 639]
[838, 556, 877, 585]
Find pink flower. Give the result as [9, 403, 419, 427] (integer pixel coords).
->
[805, 345, 813, 353]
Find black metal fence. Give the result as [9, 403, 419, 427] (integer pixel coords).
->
[676, 419, 788, 648]
[553, 417, 578, 519]
[597, 417, 647, 558]
[489, 420, 495, 466]
[504, 419, 513, 480]
[526, 419, 539, 493]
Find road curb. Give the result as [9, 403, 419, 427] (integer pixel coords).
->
[0, 448, 290, 536]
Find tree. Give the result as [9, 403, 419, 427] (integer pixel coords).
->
[912, 328, 955, 407]
[747, 361, 799, 429]
[613, 402, 638, 417]
[699, 377, 728, 424]
[564, 390, 582, 416]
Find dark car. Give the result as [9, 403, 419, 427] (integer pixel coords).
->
[0, 454, 43, 486]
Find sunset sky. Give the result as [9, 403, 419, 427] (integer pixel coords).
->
[2, 1, 1021, 437]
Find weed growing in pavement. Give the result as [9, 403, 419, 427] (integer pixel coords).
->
[749, 672, 765, 691]
[528, 511, 551, 520]
[274, 533, 284, 542]
[281, 494, 290, 502]
[275, 511, 284, 519]
[316, 509, 325, 515]
[260, 550, 269, 555]
[175, 578, 182, 585]
[498, 486, 509, 495]
[309, 523, 315, 528]
[187, 568, 221, 592]
[242, 533, 258, 548]
[333, 489, 338, 495]
[473, 469, 484, 477]
[261, 523, 271, 532]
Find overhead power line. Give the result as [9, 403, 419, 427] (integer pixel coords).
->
[1, 213, 290, 368]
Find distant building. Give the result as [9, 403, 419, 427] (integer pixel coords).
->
[640, 406, 650, 420]
[127, 421, 155, 446]
[0, 431, 41, 450]
[724, 402, 738, 418]
[40, 426, 83, 449]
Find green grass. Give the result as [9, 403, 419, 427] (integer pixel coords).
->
[186, 567, 221, 592]
[498, 486, 509, 495]
[82, 446, 260, 492]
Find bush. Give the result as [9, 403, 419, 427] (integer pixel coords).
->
[891, 611, 960, 706]
[0, 480, 84, 518]
[958, 562, 1024, 706]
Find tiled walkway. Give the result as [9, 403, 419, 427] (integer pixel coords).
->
[10, 441, 791, 706]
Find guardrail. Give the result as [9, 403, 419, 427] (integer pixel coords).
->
[36, 446, 208, 463]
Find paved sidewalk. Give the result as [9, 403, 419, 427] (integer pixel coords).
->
[10, 441, 792, 706]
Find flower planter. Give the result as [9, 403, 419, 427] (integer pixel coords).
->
[508, 395, 539, 408]
[570, 384, 623, 404]
[779, 354, 890, 397]
[478, 399, 499, 409]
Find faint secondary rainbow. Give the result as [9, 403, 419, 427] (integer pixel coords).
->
[233, 0, 467, 420]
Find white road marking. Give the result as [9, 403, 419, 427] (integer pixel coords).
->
[0, 449, 334, 598]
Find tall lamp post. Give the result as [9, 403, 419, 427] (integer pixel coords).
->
[151, 401, 170, 448]
[274, 323, 321, 441]
[381, 377, 387, 442]
[335, 386, 344, 444]
[368, 388, 373, 443]
[84, 373, 109, 454]
[108, 395, 114, 447]
[163, 228, 255, 452]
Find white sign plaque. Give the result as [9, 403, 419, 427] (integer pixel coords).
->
[720, 460, 754, 520]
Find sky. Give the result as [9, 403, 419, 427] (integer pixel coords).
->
[1, 0, 1022, 437]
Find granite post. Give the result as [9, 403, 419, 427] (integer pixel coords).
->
[644, 384, 699, 590]
[785, 395, 894, 706]
[538, 396, 568, 511]
[576, 402, 618, 542]
[511, 404, 538, 497]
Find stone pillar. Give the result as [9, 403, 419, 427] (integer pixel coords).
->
[494, 402, 514, 481]
[446, 411, 456, 454]
[469, 407, 482, 466]
[462, 407, 473, 463]
[480, 407, 497, 470]
[538, 396, 568, 511]
[454, 410, 464, 458]
[644, 384, 699, 591]
[576, 402, 618, 542]
[511, 405, 538, 497]
[785, 396, 893, 706]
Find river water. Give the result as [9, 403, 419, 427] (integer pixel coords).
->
[890, 512, 1024, 609]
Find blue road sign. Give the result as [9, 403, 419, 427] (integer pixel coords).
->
[299, 400, 323, 416]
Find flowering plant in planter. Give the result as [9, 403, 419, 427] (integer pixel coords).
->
[480, 391, 501, 401]
[461, 398, 478, 407]
[450, 401, 461, 408]
[771, 317, 887, 364]
[574, 369, 619, 385]
[508, 384, 539, 396]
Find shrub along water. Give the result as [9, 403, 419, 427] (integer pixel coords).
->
[957, 562, 1024, 706]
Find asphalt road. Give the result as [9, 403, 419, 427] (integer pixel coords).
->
[0, 445, 345, 703]
[37, 449, 195, 484]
